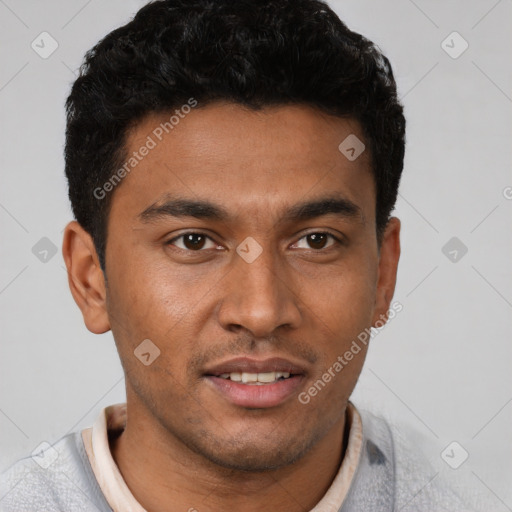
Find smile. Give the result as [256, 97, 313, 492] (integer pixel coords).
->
[217, 371, 291, 385]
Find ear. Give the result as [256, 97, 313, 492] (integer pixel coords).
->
[371, 217, 401, 326]
[62, 221, 111, 334]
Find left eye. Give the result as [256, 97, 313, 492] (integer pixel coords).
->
[293, 232, 339, 250]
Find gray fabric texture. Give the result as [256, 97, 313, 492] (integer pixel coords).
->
[0, 408, 477, 511]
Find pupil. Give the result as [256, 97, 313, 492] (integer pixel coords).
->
[185, 234, 205, 250]
[308, 233, 326, 249]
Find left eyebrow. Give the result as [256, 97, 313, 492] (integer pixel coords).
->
[138, 195, 364, 224]
[281, 196, 363, 224]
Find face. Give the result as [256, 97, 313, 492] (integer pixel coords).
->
[65, 102, 400, 472]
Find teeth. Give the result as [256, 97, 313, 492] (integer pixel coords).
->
[257, 372, 277, 383]
[242, 372, 258, 383]
[218, 371, 291, 384]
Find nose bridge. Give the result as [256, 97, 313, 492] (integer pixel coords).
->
[241, 244, 280, 302]
[218, 239, 301, 336]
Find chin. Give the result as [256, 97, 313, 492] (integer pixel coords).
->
[203, 444, 309, 472]
[185, 428, 318, 473]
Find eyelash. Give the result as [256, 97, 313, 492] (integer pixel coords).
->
[165, 231, 344, 252]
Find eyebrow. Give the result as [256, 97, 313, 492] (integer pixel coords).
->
[138, 195, 363, 225]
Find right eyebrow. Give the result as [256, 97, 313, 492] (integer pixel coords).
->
[138, 197, 229, 223]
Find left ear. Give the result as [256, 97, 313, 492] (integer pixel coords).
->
[371, 217, 401, 326]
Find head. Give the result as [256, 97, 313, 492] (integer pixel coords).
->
[63, 0, 404, 472]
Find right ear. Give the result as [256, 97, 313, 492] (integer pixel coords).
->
[62, 221, 111, 334]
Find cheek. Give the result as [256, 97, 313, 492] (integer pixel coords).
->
[304, 255, 377, 328]
[109, 254, 196, 321]
[105, 267, 196, 402]
[105, 255, 215, 377]
[298, 256, 377, 392]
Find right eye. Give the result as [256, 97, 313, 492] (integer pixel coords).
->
[166, 232, 220, 252]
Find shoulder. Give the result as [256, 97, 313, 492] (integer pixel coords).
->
[353, 407, 487, 512]
[0, 431, 111, 512]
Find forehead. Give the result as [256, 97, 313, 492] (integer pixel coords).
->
[109, 102, 375, 227]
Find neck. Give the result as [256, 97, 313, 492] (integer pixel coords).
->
[110, 397, 348, 512]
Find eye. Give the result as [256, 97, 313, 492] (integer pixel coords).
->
[166, 231, 342, 253]
[293, 232, 341, 251]
[166, 232, 218, 251]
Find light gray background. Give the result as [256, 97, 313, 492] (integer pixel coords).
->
[1, 0, 511, 507]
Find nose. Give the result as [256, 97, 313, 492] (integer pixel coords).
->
[216, 243, 302, 338]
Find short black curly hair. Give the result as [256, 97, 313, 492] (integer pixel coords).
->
[65, 0, 405, 270]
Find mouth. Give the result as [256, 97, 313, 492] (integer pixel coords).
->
[215, 370, 293, 385]
[203, 357, 306, 408]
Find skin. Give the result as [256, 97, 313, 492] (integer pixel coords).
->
[62, 102, 400, 512]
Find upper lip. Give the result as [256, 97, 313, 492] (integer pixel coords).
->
[203, 357, 307, 376]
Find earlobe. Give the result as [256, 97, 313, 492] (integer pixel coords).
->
[62, 221, 111, 334]
[371, 217, 401, 327]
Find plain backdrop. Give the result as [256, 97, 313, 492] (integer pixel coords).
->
[1, 0, 511, 507]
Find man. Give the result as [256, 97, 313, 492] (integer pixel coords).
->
[0, 0, 477, 510]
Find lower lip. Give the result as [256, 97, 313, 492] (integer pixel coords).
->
[205, 376, 304, 408]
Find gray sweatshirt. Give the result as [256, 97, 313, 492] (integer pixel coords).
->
[0, 408, 480, 511]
